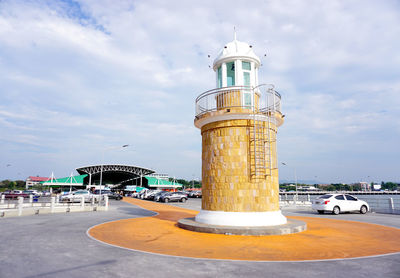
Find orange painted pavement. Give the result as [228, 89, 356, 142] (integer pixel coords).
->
[88, 198, 400, 261]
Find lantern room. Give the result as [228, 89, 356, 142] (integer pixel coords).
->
[213, 36, 261, 89]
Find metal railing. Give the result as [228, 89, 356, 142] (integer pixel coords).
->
[0, 195, 109, 217]
[195, 84, 281, 118]
[279, 193, 400, 214]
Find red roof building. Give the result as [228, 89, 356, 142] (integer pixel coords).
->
[26, 176, 49, 188]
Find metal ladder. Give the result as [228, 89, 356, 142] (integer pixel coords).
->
[250, 114, 273, 178]
[250, 88, 274, 179]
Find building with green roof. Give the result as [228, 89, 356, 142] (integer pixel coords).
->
[144, 176, 182, 189]
[41, 174, 88, 192]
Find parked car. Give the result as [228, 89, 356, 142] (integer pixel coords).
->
[59, 190, 93, 203]
[188, 191, 202, 198]
[92, 190, 123, 200]
[137, 189, 148, 199]
[41, 191, 51, 197]
[145, 190, 162, 200]
[153, 191, 170, 202]
[312, 194, 369, 215]
[128, 192, 137, 198]
[23, 190, 41, 197]
[137, 189, 159, 200]
[160, 191, 188, 203]
[0, 190, 12, 196]
[3, 190, 30, 199]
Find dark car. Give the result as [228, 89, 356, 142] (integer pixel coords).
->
[3, 190, 30, 199]
[153, 191, 170, 202]
[160, 191, 188, 203]
[144, 190, 161, 200]
[188, 191, 202, 198]
[93, 190, 123, 200]
[23, 190, 41, 197]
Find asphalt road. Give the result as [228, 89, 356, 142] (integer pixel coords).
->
[1, 198, 399, 278]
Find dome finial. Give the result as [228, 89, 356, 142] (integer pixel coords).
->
[234, 26, 237, 41]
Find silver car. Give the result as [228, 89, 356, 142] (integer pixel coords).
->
[160, 191, 188, 203]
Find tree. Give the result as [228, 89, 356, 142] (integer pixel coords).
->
[382, 182, 398, 191]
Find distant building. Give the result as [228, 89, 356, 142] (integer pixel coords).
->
[124, 175, 182, 192]
[298, 185, 319, 191]
[147, 173, 169, 180]
[360, 182, 370, 191]
[142, 175, 182, 190]
[372, 183, 381, 191]
[41, 174, 88, 192]
[25, 176, 49, 189]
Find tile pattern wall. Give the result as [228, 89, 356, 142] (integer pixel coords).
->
[201, 119, 280, 212]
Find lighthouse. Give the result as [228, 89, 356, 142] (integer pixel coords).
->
[178, 35, 306, 235]
[195, 35, 286, 227]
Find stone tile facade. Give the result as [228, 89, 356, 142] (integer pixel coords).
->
[201, 118, 280, 212]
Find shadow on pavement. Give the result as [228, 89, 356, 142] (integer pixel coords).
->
[23, 260, 116, 278]
[116, 206, 157, 217]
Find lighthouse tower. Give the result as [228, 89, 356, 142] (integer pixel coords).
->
[193, 36, 286, 228]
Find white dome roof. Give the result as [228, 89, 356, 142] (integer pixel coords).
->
[213, 39, 261, 70]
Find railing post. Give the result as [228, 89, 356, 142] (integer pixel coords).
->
[50, 196, 55, 213]
[29, 195, 33, 205]
[272, 87, 276, 112]
[18, 196, 24, 216]
[307, 194, 310, 202]
[389, 198, 394, 213]
[104, 195, 109, 211]
[56, 194, 59, 204]
[81, 196, 85, 210]
[1, 195, 4, 204]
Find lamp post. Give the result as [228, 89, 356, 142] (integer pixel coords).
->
[282, 162, 298, 205]
[99, 144, 129, 202]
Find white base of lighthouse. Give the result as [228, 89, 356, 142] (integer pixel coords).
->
[195, 210, 287, 227]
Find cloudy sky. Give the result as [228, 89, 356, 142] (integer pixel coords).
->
[0, 0, 399, 184]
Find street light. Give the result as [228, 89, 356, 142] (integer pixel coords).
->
[281, 162, 298, 205]
[99, 144, 129, 201]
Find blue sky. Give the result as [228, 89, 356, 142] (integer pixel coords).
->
[0, 0, 399, 183]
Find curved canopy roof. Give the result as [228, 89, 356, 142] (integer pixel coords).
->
[76, 164, 155, 186]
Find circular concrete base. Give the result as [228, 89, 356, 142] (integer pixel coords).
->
[195, 209, 287, 226]
[178, 217, 307, 236]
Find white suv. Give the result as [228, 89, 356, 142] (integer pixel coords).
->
[60, 190, 93, 203]
[312, 194, 369, 215]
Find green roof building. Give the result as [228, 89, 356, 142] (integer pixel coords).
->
[144, 176, 182, 189]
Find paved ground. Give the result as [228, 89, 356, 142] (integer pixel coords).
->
[89, 198, 400, 261]
[1, 198, 399, 278]
[173, 198, 400, 227]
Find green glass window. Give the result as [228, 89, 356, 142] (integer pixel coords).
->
[242, 61, 251, 70]
[244, 92, 252, 107]
[227, 62, 235, 86]
[243, 72, 250, 86]
[242, 61, 251, 87]
[217, 66, 222, 88]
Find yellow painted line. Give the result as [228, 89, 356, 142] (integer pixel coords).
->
[88, 198, 400, 261]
